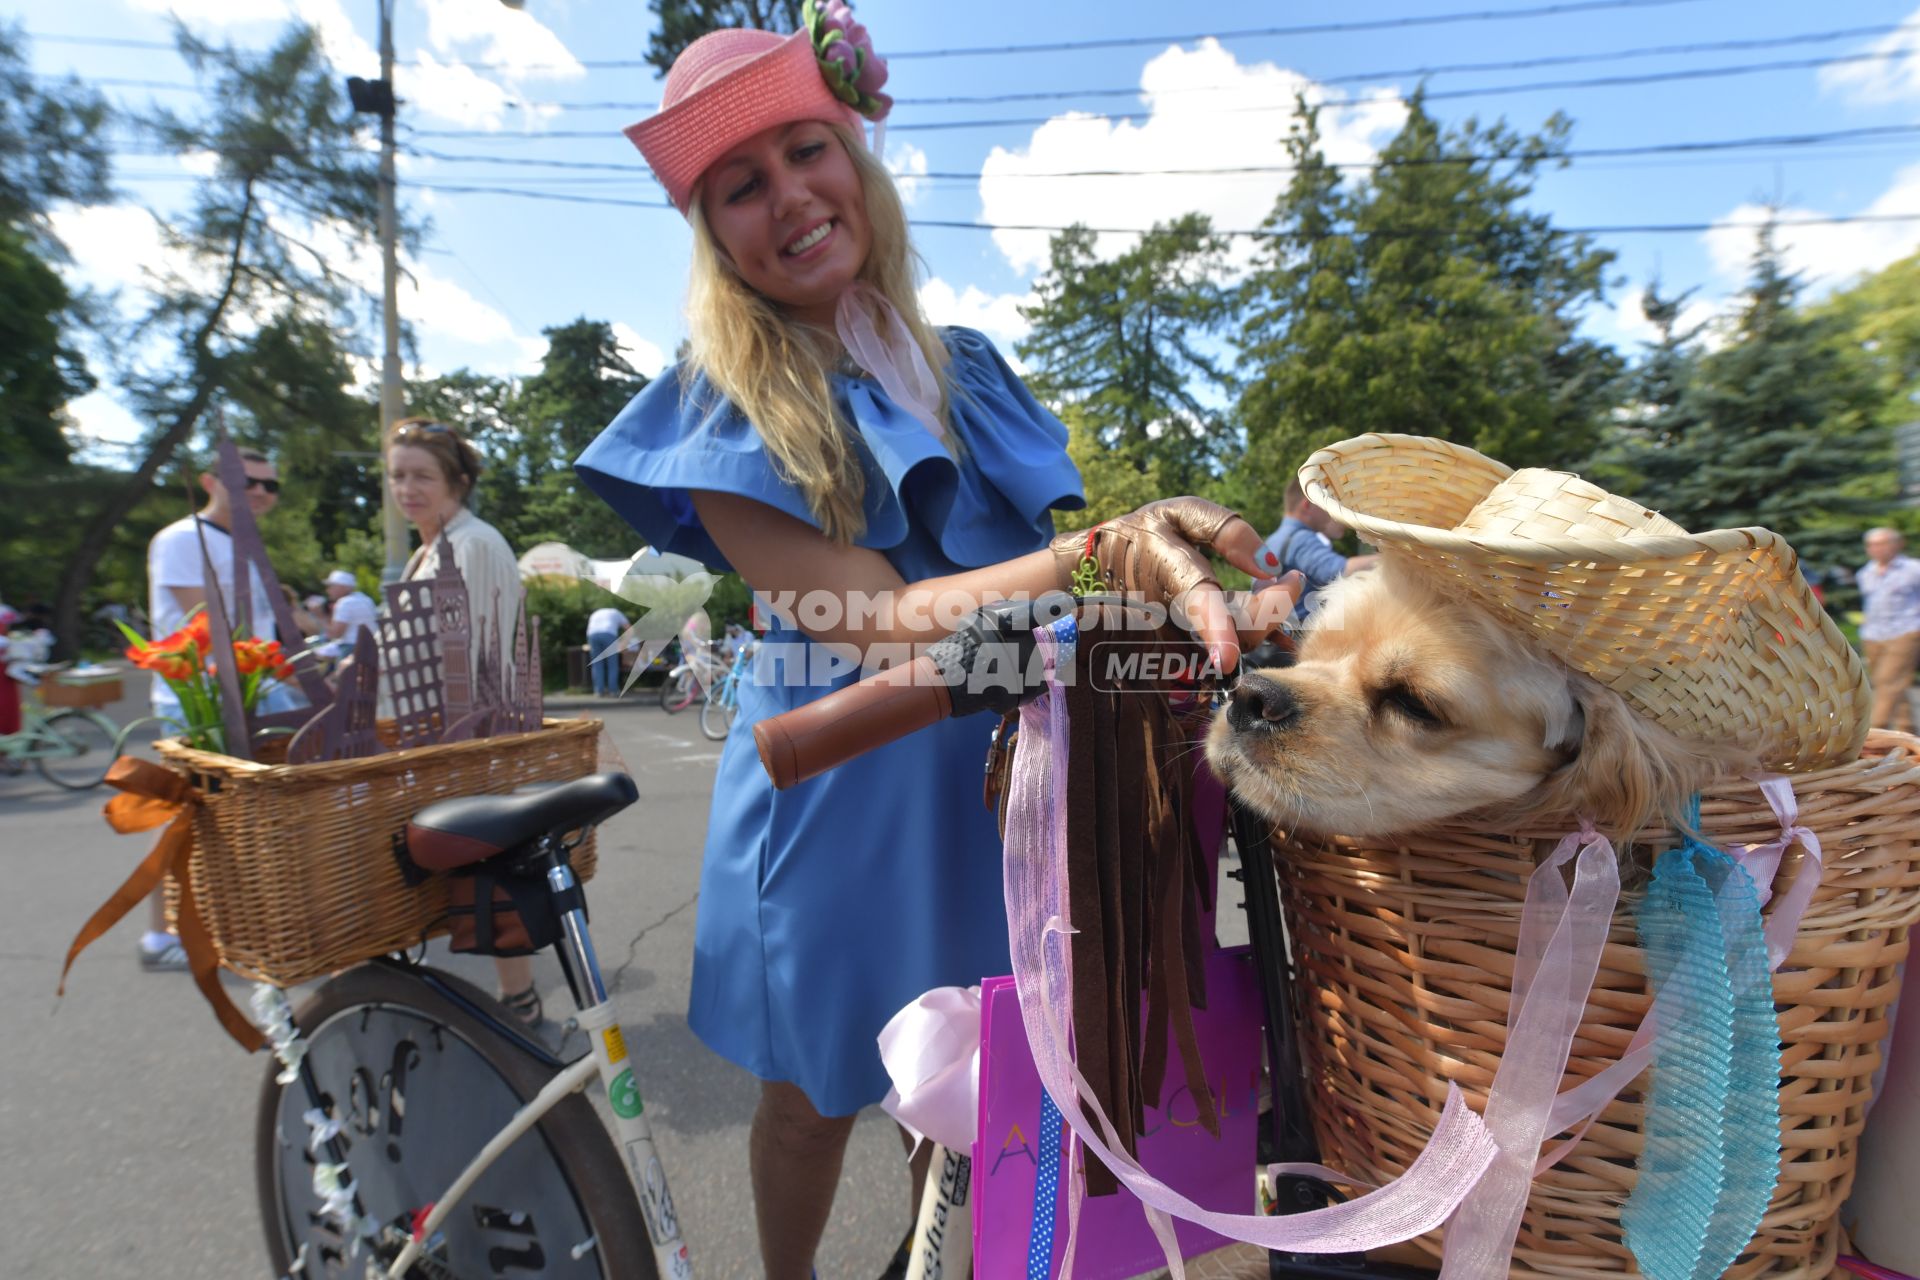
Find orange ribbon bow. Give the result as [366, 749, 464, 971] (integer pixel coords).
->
[58, 757, 265, 1052]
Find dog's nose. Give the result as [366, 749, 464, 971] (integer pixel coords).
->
[1227, 675, 1300, 733]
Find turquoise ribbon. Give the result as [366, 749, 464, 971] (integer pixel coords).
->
[1623, 808, 1781, 1280]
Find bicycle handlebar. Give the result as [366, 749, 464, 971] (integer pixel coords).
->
[753, 592, 1074, 790]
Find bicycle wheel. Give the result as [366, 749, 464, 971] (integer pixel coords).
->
[33, 711, 119, 790]
[698, 688, 733, 741]
[658, 673, 695, 714]
[256, 964, 659, 1280]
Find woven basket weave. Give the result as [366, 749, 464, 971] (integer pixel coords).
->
[157, 717, 604, 987]
[1277, 730, 1920, 1278]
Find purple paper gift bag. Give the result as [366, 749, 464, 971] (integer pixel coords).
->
[970, 948, 1263, 1278]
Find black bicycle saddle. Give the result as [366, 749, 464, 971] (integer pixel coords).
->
[406, 771, 638, 872]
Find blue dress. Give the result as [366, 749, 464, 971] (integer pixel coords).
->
[575, 327, 1084, 1115]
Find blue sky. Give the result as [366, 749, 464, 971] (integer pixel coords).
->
[17, 0, 1920, 449]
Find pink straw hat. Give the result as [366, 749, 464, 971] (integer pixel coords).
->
[626, 28, 866, 215]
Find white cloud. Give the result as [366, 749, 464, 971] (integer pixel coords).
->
[918, 277, 1035, 355]
[66, 391, 150, 447]
[418, 0, 585, 83]
[978, 39, 1405, 275]
[886, 142, 929, 206]
[611, 323, 669, 379]
[132, 0, 580, 128]
[50, 205, 175, 296]
[1819, 7, 1920, 105]
[1703, 163, 1920, 294]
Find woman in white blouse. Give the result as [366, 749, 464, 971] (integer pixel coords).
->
[386, 417, 540, 1027]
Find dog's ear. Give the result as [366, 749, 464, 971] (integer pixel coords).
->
[1506, 679, 1729, 841]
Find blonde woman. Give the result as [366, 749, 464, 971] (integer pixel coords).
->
[386, 417, 542, 1028]
[576, 11, 1285, 1275]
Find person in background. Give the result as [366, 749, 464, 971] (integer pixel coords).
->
[1860, 526, 1920, 732]
[574, 18, 1286, 1273]
[0, 603, 21, 741]
[385, 416, 543, 1029]
[321, 569, 378, 656]
[585, 603, 629, 697]
[1259, 477, 1379, 619]
[138, 447, 285, 973]
[722, 621, 751, 661]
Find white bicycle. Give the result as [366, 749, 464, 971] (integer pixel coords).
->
[255, 773, 687, 1279]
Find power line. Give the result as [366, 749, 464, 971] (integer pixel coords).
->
[397, 123, 1920, 181]
[404, 180, 1920, 240]
[21, 0, 1717, 69]
[407, 45, 1920, 140]
[55, 21, 1918, 110]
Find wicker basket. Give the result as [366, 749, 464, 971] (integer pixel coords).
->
[156, 717, 604, 987]
[1277, 729, 1920, 1279]
[42, 674, 124, 708]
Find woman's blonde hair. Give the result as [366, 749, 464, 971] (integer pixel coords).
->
[685, 124, 951, 543]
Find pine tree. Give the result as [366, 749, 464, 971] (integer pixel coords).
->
[1618, 227, 1888, 570]
[1231, 97, 1622, 534]
[1016, 214, 1235, 497]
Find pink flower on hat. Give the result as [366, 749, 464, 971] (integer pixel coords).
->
[805, 0, 891, 120]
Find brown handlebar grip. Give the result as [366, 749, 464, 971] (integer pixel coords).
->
[754, 654, 954, 790]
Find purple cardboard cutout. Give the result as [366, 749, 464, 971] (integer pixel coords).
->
[209, 435, 330, 712]
[971, 949, 1262, 1278]
[286, 629, 382, 764]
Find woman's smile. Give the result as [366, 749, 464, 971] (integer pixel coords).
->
[702, 120, 871, 325]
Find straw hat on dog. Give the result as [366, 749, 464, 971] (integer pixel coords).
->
[1299, 433, 1870, 771]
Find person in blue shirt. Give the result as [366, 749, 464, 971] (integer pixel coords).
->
[1260, 477, 1379, 617]
[575, 17, 1289, 1277]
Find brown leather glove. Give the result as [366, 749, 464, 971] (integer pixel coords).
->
[1049, 497, 1251, 608]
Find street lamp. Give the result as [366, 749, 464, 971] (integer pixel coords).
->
[348, 0, 525, 583]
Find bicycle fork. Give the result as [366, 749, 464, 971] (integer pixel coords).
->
[385, 844, 693, 1280]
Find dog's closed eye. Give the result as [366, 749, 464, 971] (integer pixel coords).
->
[1377, 682, 1445, 727]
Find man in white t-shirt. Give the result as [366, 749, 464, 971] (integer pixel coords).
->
[320, 569, 378, 657]
[139, 447, 282, 972]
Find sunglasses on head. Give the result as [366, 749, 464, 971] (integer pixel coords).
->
[245, 476, 281, 494]
[395, 421, 454, 439]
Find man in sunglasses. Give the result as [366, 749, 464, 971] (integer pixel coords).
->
[138, 448, 286, 972]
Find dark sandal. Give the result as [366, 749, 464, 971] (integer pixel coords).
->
[500, 984, 543, 1029]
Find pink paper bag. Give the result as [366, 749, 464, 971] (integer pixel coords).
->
[971, 947, 1263, 1277]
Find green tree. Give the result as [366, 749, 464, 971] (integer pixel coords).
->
[1017, 214, 1235, 499]
[0, 26, 113, 616]
[645, 0, 803, 75]
[509, 319, 651, 556]
[1582, 283, 1709, 497]
[1814, 250, 1920, 430]
[0, 24, 112, 236]
[1608, 228, 1887, 570]
[52, 26, 387, 650]
[1232, 98, 1621, 534]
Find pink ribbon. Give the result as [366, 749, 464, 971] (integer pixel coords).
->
[1440, 824, 1621, 1276]
[1004, 627, 1500, 1279]
[834, 283, 947, 442]
[1728, 774, 1823, 970]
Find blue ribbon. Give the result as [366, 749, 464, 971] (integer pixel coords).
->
[1623, 805, 1781, 1280]
[1027, 1090, 1065, 1278]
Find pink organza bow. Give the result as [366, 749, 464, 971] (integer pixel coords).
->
[1728, 774, 1824, 969]
[835, 283, 946, 443]
[877, 985, 982, 1152]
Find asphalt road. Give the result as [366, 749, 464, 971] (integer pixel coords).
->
[0, 688, 916, 1279]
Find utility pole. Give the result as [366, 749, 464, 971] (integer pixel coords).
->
[375, 0, 407, 583]
[352, 0, 525, 582]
